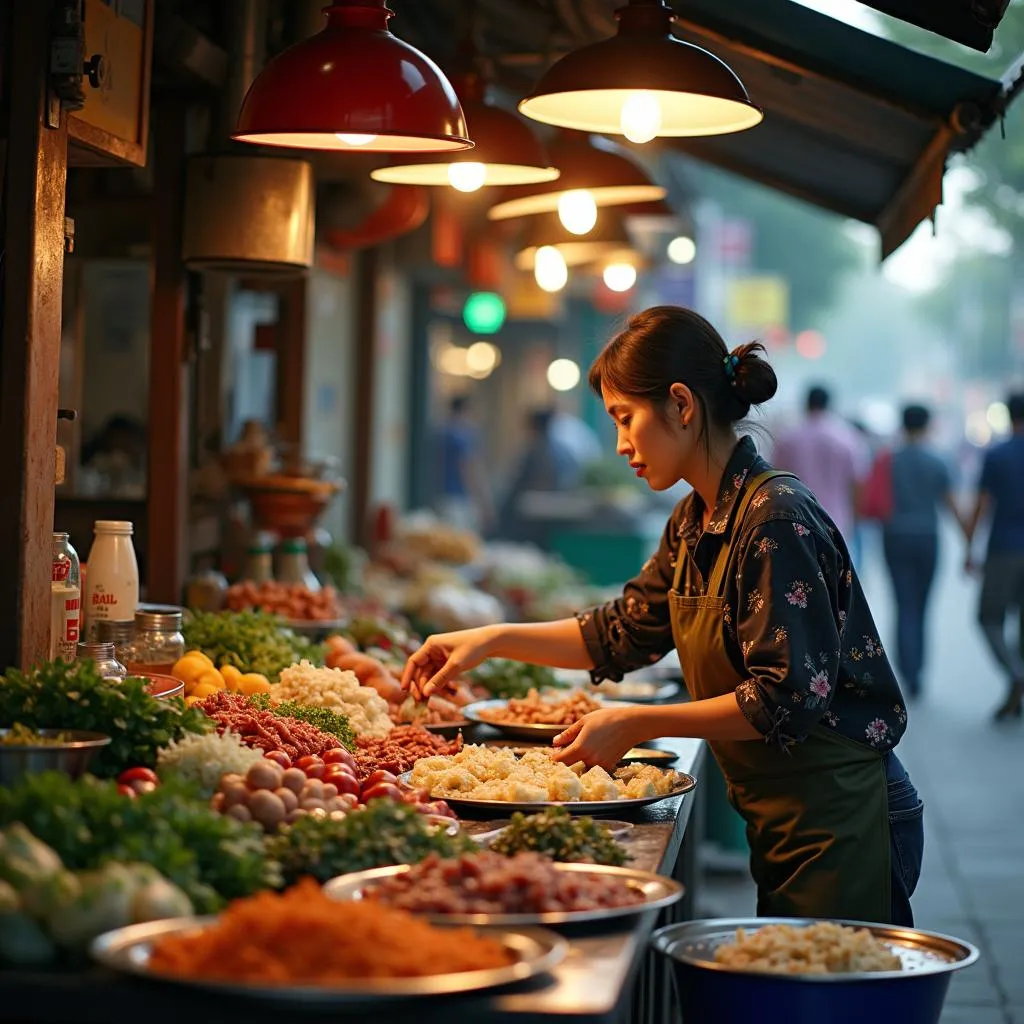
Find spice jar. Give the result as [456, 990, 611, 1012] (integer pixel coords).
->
[76, 641, 127, 681]
[119, 606, 186, 677]
[94, 619, 135, 668]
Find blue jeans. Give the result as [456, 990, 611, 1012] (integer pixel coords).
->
[883, 532, 938, 697]
[886, 751, 924, 926]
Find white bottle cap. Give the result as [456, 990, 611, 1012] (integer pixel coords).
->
[94, 520, 134, 535]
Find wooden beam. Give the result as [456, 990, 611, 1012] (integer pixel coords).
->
[352, 249, 379, 549]
[145, 101, 190, 604]
[275, 277, 307, 448]
[0, 0, 69, 668]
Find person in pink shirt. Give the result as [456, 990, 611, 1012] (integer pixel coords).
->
[772, 386, 869, 545]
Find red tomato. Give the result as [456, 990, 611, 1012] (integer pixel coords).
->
[116, 783, 137, 798]
[325, 770, 361, 797]
[361, 769, 398, 789]
[130, 779, 158, 795]
[117, 767, 158, 786]
[263, 750, 292, 770]
[295, 755, 324, 770]
[361, 782, 402, 803]
[322, 748, 357, 770]
[322, 762, 356, 783]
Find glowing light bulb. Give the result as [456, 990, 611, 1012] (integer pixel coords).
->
[667, 235, 697, 265]
[535, 245, 568, 293]
[335, 133, 378, 147]
[620, 91, 662, 144]
[603, 263, 637, 292]
[547, 358, 581, 392]
[557, 190, 597, 235]
[447, 162, 487, 192]
[465, 341, 499, 375]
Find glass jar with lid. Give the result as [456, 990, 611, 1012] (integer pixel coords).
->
[119, 606, 186, 677]
[94, 619, 136, 669]
[77, 641, 128, 681]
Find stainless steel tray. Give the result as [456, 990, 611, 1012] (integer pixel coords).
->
[323, 862, 683, 927]
[620, 746, 679, 766]
[652, 918, 980, 980]
[399, 769, 696, 817]
[461, 697, 638, 741]
[470, 819, 634, 845]
[90, 916, 567, 1004]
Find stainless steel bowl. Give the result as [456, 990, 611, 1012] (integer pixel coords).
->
[0, 729, 112, 786]
[652, 918, 979, 1024]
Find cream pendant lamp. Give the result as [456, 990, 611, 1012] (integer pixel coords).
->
[488, 132, 665, 225]
[514, 208, 639, 272]
[518, 0, 762, 141]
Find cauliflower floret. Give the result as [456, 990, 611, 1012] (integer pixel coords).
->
[546, 767, 583, 802]
[579, 766, 619, 801]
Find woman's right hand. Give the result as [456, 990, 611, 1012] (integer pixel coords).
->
[401, 626, 500, 700]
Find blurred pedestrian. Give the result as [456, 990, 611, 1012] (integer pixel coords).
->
[772, 385, 869, 546]
[436, 394, 494, 534]
[882, 404, 963, 700]
[964, 393, 1024, 722]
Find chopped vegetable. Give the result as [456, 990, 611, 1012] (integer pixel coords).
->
[468, 659, 568, 700]
[156, 730, 265, 796]
[247, 693, 356, 751]
[0, 724, 73, 745]
[489, 806, 630, 866]
[0, 772, 279, 912]
[183, 610, 324, 682]
[265, 799, 475, 886]
[0, 660, 211, 776]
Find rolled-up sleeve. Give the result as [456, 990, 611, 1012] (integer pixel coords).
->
[733, 518, 846, 749]
[575, 507, 684, 683]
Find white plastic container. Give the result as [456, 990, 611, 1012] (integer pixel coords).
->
[83, 521, 139, 639]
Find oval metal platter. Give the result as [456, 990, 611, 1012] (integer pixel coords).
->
[90, 917, 567, 1005]
[323, 862, 683, 927]
[461, 697, 639, 741]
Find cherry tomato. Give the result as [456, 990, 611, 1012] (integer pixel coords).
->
[117, 767, 158, 786]
[361, 782, 402, 803]
[322, 748, 357, 770]
[263, 750, 292, 770]
[130, 779, 158, 795]
[362, 769, 398, 789]
[116, 783, 137, 798]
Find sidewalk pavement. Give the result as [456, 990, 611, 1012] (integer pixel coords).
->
[698, 523, 1024, 1023]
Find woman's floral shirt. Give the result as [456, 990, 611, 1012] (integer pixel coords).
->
[577, 437, 907, 753]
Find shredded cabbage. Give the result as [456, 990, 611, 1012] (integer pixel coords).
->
[156, 730, 264, 795]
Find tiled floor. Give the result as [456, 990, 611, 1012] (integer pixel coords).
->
[698, 523, 1023, 1022]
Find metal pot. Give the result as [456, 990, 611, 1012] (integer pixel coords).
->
[651, 918, 979, 1024]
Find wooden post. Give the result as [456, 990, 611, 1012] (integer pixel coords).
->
[145, 101, 190, 604]
[275, 277, 308, 448]
[0, 1, 69, 668]
[352, 248, 379, 549]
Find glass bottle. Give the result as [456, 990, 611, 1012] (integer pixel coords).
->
[276, 537, 320, 591]
[244, 533, 276, 584]
[76, 641, 128, 681]
[83, 520, 139, 639]
[119, 607, 186, 677]
[94, 619, 136, 669]
[50, 533, 81, 662]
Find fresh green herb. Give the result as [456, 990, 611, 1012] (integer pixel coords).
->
[265, 800, 475, 886]
[247, 694, 356, 751]
[489, 806, 629, 866]
[468, 659, 568, 700]
[0, 660, 210, 776]
[183, 610, 323, 682]
[0, 772, 279, 912]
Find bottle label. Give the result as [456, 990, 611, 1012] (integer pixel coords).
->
[52, 558, 70, 583]
[51, 584, 81, 661]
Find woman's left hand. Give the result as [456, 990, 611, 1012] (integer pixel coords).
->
[551, 707, 647, 771]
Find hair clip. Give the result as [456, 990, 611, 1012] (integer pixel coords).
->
[723, 353, 740, 382]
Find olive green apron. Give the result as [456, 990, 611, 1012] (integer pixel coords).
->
[669, 470, 891, 922]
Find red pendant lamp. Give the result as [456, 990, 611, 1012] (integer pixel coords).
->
[233, 1, 473, 153]
[519, 0, 762, 142]
[370, 71, 559, 191]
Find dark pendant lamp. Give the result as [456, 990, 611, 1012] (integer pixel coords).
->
[233, 1, 473, 153]
[488, 132, 665, 225]
[371, 71, 559, 191]
[518, 0, 762, 142]
[514, 208, 638, 271]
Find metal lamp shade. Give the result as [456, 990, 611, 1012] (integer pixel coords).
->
[519, 0, 762, 139]
[488, 132, 665, 221]
[371, 80, 559, 187]
[233, 1, 472, 153]
[181, 156, 315, 273]
[514, 209, 636, 270]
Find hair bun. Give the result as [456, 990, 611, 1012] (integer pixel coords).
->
[731, 342, 778, 409]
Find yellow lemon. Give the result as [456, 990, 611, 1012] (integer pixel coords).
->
[173, 655, 211, 688]
[190, 681, 220, 700]
[239, 673, 272, 696]
[220, 664, 244, 691]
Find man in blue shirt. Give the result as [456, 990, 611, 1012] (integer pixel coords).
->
[436, 395, 493, 533]
[966, 393, 1024, 721]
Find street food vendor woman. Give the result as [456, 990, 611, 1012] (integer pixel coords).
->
[403, 306, 924, 927]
